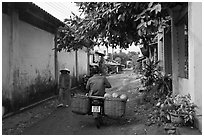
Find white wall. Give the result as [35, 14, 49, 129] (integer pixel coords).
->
[178, 78, 189, 95]
[18, 18, 55, 88]
[171, 3, 202, 131]
[57, 48, 88, 86]
[58, 50, 76, 86]
[77, 49, 88, 77]
[2, 11, 57, 111]
[188, 2, 202, 130]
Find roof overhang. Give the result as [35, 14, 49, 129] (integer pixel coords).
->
[95, 51, 105, 56]
[3, 2, 65, 34]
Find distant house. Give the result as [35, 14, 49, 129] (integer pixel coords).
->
[89, 50, 105, 66]
[2, 2, 88, 114]
[105, 60, 123, 74]
[88, 49, 104, 75]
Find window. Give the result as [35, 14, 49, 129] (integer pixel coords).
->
[178, 14, 188, 79]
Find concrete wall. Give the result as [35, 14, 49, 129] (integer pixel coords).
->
[2, 11, 57, 112]
[57, 48, 88, 86]
[58, 50, 77, 87]
[188, 2, 202, 130]
[18, 16, 55, 87]
[2, 14, 12, 101]
[177, 78, 189, 95]
[77, 48, 88, 81]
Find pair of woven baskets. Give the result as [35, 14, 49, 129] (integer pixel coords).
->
[71, 95, 126, 118]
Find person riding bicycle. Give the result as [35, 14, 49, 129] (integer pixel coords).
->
[86, 66, 111, 97]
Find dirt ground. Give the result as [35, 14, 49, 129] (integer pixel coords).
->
[2, 70, 201, 135]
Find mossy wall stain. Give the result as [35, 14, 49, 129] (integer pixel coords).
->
[2, 68, 57, 114]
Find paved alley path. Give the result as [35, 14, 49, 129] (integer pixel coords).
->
[21, 70, 144, 135]
[3, 70, 201, 135]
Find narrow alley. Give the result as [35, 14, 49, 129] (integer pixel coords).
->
[2, 70, 201, 135]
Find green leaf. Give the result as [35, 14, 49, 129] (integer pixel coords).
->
[148, 2, 153, 8]
[118, 14, 125, 21]
[137, 22, 145, 29]
[155, 4, 161, 14]
[147, 20, 152, 26]
[150, 4, 161, 14]
[118, 14, 122, 21]
[134, 15, 141, 22]
[138, 29, 142, 36]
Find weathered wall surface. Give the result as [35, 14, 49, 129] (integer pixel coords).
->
[77, 49, 88, 82]
[188, 2, 202, 130]
[171, 3, 202, 131]
[2, 12, 57, 112]
[58, 50, 77, 87]
[57, 48, 88, 87]
[177, 78, 189, 95]
[176, 3, 202, 130]
[17, 17, 56, 106]
[2, 7, 89, 115]
[2, 14, 12, 104]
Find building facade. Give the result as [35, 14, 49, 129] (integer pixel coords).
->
[2, 2, 88, 114]
[159, 2, 202, 130]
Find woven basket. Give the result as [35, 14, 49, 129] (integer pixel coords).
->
[104, 98, 126, 118]
[71, 95, 90, 115]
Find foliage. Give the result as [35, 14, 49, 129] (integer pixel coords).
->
[55, 16, 95, 52]
[172, 94, 197, 125]
[111, 51, 139, 67]
[127, 51, 139, 59]
[140, 57, 172, 103]
[55, 2, 187, 52]
[154, 72, 172, 100]
[140, 57, 161, 87]
[157, 94, 197, 126]
[114, 57, 122, 64]
[112, 52, 129, 65]
[131, 54, 140, 73]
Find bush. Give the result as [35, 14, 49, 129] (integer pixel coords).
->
[140, 58, 172, 102]
[157, 94, 197, 126]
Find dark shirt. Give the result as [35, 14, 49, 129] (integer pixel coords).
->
[59, 73, 71, 90]
[86, 74, 111, 96]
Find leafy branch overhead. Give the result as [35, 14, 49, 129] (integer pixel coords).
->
[56, 2, 186, 52]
